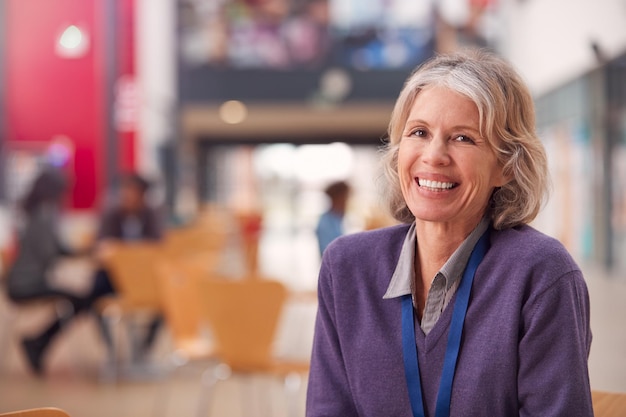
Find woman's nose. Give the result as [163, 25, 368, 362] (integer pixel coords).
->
[422, 137, 450, 166]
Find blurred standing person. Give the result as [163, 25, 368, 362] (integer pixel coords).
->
[88, 173, 164, 355]
[315, 181, 350, 254]
[5, 166, 89, 375]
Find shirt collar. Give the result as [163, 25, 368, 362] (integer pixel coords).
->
[382, 217, 490, 299]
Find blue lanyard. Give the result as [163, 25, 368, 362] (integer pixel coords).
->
[402, 230, 490, 417]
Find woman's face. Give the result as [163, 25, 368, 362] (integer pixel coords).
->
[397, 86, 508, 231]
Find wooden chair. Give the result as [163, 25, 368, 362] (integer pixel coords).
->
[153, 259, 218, 417]
[0, 407, 71, 417]
[97, 241, 164, 380]
[164, 226, 226, 256]
[592, 390, 626, 417]
[156, 259, 215, 363]
[162, 227, 226, 277]
[100, 242, 163, 311]
[196, 277, 309, 417]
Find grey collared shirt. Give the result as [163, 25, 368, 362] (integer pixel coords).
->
[383, 217, 490, 335]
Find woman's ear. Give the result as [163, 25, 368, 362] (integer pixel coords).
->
[492, 162, 512, 188]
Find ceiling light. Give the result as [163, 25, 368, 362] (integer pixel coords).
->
[219, 100, 248, 124]
[56, 25, 90, 59]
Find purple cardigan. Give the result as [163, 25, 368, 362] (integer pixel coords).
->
[306, 224, 593, 417]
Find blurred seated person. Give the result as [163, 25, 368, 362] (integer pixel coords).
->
[88, 173, 164, 356]
[5, 167, 90, 375]
[315, 181, 350, 254]
[96, 173, 162, 242]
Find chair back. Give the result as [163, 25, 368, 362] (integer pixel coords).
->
[0, 407, 71, 417]
[198, 277, 287, 372]
[164, 227, 226, 257]
[592, 391, 626, 417]
[101, 242, 162, 310]
[163, 227, 225, 274]
[156, 259, 204, 344]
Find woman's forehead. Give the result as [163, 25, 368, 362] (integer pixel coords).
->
[404, 86, 482, 124]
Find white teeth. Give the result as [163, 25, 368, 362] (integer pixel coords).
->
[418, 178, 456, 190]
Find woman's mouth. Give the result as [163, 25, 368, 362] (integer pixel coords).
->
[417, 178, 459, 192]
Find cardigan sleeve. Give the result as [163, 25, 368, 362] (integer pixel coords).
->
[306, 251, 359, 417]
[517, 270, 593, 417]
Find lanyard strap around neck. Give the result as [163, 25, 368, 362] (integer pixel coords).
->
[401, 230, 490, 417]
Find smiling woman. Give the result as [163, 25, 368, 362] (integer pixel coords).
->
[382, 50, 548, 230]
[396, 86, 508, 235]
[306, 49, 594, 417]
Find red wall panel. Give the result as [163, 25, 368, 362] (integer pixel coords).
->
[4, 0, 135, 210]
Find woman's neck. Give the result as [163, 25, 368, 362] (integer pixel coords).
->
[413, 218, 480, 299]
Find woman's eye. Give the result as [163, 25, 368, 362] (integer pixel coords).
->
[454, 135, 475, 144]
[411, 129, 427, 138]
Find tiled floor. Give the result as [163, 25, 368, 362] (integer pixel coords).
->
[0, 259, 624, 416]
[0, 295, 314, 417]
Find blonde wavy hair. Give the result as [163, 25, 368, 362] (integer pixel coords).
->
[381, 49, 549, 230]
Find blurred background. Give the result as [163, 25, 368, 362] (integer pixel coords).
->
[0, 0, 625, 416]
